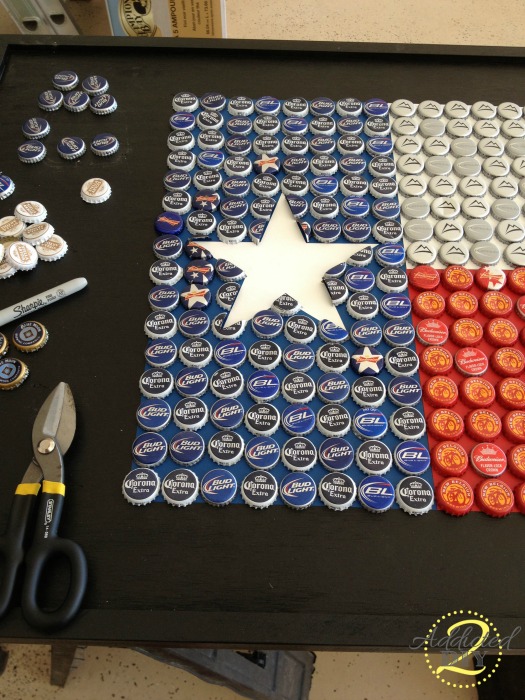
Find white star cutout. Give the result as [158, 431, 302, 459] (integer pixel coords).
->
[351, 346, 383, 374]
[204, 195, 369, 326]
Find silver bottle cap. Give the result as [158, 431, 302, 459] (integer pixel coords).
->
[505, 138, 525, 159]
[392, 117, 418, 136]
[478, 138, 504, 158]
[407, 240, 438, 265]
[470, 241, 501, 266]
[471, 101, 496, 120]
[473, 120, 500, 139]
[428, 175, 456, 197]
[451, 138, 477, 157]
[461, 196, 490, 219]
[496, 219, 525, 244]
[399, 175, 427, 197]
[419, 118, 445, 138]
[425, 155, 452, 176]
[394, 135, 422, 155]
[390, 99, 416, 117]
[501, 120, 525, 139]
[490, 176, 518, 199]
[491, 198, 520, 221]
[423, 136, 450, 157]
[464, 219, 493, 243]
[511, 156, 525, 178]
[446, 119, 472, 138]
[504, 241, 525, 266]
[434, 220, 463, 243]
[396, 154, 424, 174]
[431, 197, 460, 220]
[453, 157, 481, 177]
[418, 100, 444, 119]
[458, 176, 487, 197]
[438, 240, 470, 266]
[401, 197, 430, 220]
[403, 219, 433, 242]
[444, 100, 470, 119]
[497, 102, 522, 120]
[482, 156, 509, 178]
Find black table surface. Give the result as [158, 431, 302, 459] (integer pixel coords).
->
[0, 37, 524, 650]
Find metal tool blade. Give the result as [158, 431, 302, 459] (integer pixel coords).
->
[32, 382, 76, 457]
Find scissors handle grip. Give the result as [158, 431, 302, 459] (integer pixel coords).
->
[22, 491, 87, 631]
[0, 488, 39, 619]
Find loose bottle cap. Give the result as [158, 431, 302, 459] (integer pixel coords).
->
[162, 469, 199, 507]
[83, 75, 109, 96]
[208, 430, 244, 466]
[169, 430, 205, 466]
[432, 441, 468, 477]
[139, 367, 173, 399]
[12, 321, 48, 352]
[173, 397, 208, 430]
[35, 234, 68, 262]
[122, 468, 160, 506]
[280, 472, 317, 509]
[136, 398, 171, 431]
[14, 200, 46, 224]
[490, 346, 525, 377]
[459, 377, 495, 408]
[178, 338, 212, 368]
[22, 222, 53, 246]
[394, 440, 430, 475]
[38, 89, 63, 111]
[5, 241, 38, 270]
[385, 347, 419, 377]
[241, 471, 278, 509]
[81, 178, 111, 204]
[89, 93, 117, 115]
[476, 479, 514, 517]
[145, 338, 177, 367]
[455, 347, 488, 376]
[318, 472, 356, 510]
[427, 408, 464, 440]
[417, 318, 448, 346]
[201, 468, 237, 506]
[450, 318, 483, 347]
[436, 477, 474, 516]
[18, 140, 47, 163]
[0, 174, 15, 201]
[0, 357, 29, 390]
[470, 443, 507, 478]
[358, 475, 395, 512]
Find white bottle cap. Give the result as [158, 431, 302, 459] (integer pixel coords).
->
[81, 178, 111, 204]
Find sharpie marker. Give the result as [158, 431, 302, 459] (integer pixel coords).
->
[0, 277, 87, 327]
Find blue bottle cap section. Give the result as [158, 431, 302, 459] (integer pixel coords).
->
[130, 93, 435, 509]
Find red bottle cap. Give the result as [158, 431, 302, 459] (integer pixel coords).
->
[428, 408, 464, 440]
[490, 347, 525, 377]
[432, 441, 469, 477]
[521, 327, 525, 346]
[465, 408, 502, 441]
[497, 377, 525, 410]
[413, 291, 446, 319]
[475, 266, 507, 291]
[416, 319, 448, 346]
[446, 291, 478, 318]
[408, 265, 440, 291]
[450, 318, 483, 347]
[508, 445, 525, 479]
[420, 346, 454, 375]
[479, 291, 513, 318]
[503, 410, 525, 443]
[470, 443, 507, 478]
[514, 482, 525, 514]
[454, 347, 488, 376]
[476, 479, 514, 517]
[424, 376, 458, 408]
[436, 477, 474, 516]
[442, 266, 474, 292]
[515, 296, 525, 321]
[459, 377, 496, 408]
[484, 318, 518, 347]
[507, 267, 525, 294]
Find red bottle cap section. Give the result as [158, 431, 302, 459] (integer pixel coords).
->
[424, 376, 458, 408]
[413, 291, 446, 319]
[484, 318, 519, 347]
[465, 408, 502, 441]
[490, 347, 525, 377]
[508, 445, 525, 478]
[503, 410, 525, 443]
[454, 347, 489, 376]
[421, 346, 454, 375]
[436, 477, 474, 515]
[507, 267, 525, 294]
[408, 265, 440, 291]
[459, 377, 496, 408]
[475, 266, 507, 291]
[432, 441, 469, 476]
[447, 291, 478, 318]
[476, 479, 514, 517]
[514, 482, 525, 514]
[480, 291, 513, 318]
[450, 318, 483, 347]
[470, 443, 507, 478]
[497, 378, 525, 410]
[442, 266, 474, 292]
[428, 408, 464, 440]
[516, 296, 525, 321]
[416, 319, 449, 346]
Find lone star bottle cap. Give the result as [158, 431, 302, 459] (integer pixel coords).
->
[12, 321, 48, 352]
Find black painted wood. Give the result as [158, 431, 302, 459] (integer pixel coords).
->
[0, 38, 524, 650]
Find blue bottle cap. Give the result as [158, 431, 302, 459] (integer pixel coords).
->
[208, 430, 245, 466]
[318, 320, 349, 343]
[244, 436, 280, 470]
[376, 264, 407, 292]
[179, 338, 212, 369]
[169, 112, 196, 130]
[90, 133, 119, 157]
[339, 155, 367, 175]
[352, 408, 388, 440]
[247, 370, 280, 402]
[22, 117, 50, 139]
[374, 243, 406, 267]
[241, 471, 278, 508]
[253, 134, 280, 156]
[282, 117, 308, 135]
[310, 176, 338, 196]
[184, 241, 212, 261]
[282, 436, 317, 471]
[222, 176, 250, 198]
[355, 439, 392, 475]
[282, 343, 315, 371]
[197, 150, 225, 170]
[162, 469, 199, 507]
[281, 404, 316, 436]
[358, 475, 395, 512]
[388, 376, 422, 407]
[310, 97, 336, 116]
[309, 136, 336, 155]
[163, 189, 192, 214]
[192, 190, 220, 212]
[310, 196, 339, 220]
[149, 260, 182, 286]
[350, 321, 383, 348]
[255, 96, 281, 115]
[200, 92, 227, 111]
[350, 345, 384, 375]
[283, 155, 310, 174]
[341, 197, 369, 218]
[282, 174, 308, 196]
[210, 398, 244, 429]
[154, 212, 184, 235]
[371, 197, 400, 220]
[175, 366, 208, 398]
[167, 151, 195, 173]
[136, 399, 172, 431]
[284, 195, 307, 220]
[201, 468, 237, 506]
[337, 97, 363, 117]
[283, 97, 309, 117]
[364, 99, 389, 117]
[178, 310, 210, 337]
[164, 171, 192, 192]
[319, 473, 357, 510]
[252, 310, 283, 339]
[132, 431, 168, 468]
[82, 75, 109, 96]
[280, 473, 317, 509]
[173, 397, 208, 430]
[90, 93, 117, 115]
[226, 136, 252, 156]
[144, 311, 177, 340]
[170, 430, 206, 465]
[382, 319, 415, 347]
[217, 219, 247, 243]
[298, 220, 311, 241]
[17, 141, 46, 163]
[342, 217, 372, 243]
[385, 347, 419, 377]
[319, 437, 354, 471]
[214, 339, 247, 368]
[317, 372, 350, 404]
[57, 136, 85, 160]
[153, 235, 183, 261]
[366, 137, 393, 156]
[389, 407, 425, 442]
[183, 262, 214, 285]
[251, 196, 276, 220]
[340, 174, 368, 197]
[224, 155, 252, 177]
[248, 219, 267, 244]
[324, 262, 347, 278]
[64, 90, 90, 112]
[282, 134, 309, 155]
[193, 169, 222, 192]
[369, 156, 396, 178]
[346, 246, 374, 266]
[197, 111, 225, 132]
[254, 114, 281, 135]
[394, 440, 431, 475]
[379, 293, 412, 320]
[38, 89, 63, 111]
[310, 115, 336, 135]
[197, 129, 224, 150]
[226, 117, 253, 135]
[220, 197, 249, 219]
[228, 96, 254, 116]
[212, 313, 246, 340]
[52, 70, 78, 90]
[337, 135, 364, 155]
[337, 117, 363, 135]
[344, 267, 375, 292]
[122, 468, 160, 506]
[145, 338, 178, 367]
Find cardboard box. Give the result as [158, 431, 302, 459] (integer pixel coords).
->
[105, 0, 226, 37]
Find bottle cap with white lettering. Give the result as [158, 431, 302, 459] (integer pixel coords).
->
[38, 90, 63, 112]
[18, 141, 46, 164]
[280, 472, 317, 509]
[122, 468, 160, 506]
[395, 476, 434, 515]
[12, 321, 48, 352]
[91, 133, 119, 157]
[162, 469, 199, 507]
[201, 468, 237, 506]
[144, 338, 177, 368]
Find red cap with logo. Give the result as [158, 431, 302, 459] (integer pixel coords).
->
[428, 408, 464, 440]
[490, 347, 525, 377]
[432, 441, 469, 477]
[450, 317, 484, 347]
[503, 410, 525, 443]
[436, 477, 474, 515]
[408, 265, 440, 291]
[413, 291, 446, 319]
[508, 445, 525, 479]
[442, 266, 474, 292]
[470, 443, 507, 478]
[420, 346, 454, 375]
[447, 291, 478, 318]
[476, 479, 514, 517]
[497, 377, 525, 410]
[507, 267, 525, 294]
[424, 376, 458, 408]
[416, 319, 448, 346]
[484, 318, 519, 347]
[455, 347, 489, 376]
[465, 409, 502, 442]
[514, 482, 525, 515]
[459, 377, 496, 408]
[479, 291, 513, 318]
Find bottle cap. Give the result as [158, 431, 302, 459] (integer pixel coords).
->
[0, 174, 15, 201]
[376, 266, 407, 293]
[450, 318, 483, 347]
[184, 262, 214, 285]
[395, 476, 434, 515]
[178, 338, 212, 368]
[476, 479, 514, 517]
[497, 377, 525, 410]
[282, 436, 317, 472]
[394, 441, 430, 476]
[441, 265, 472, 292]
[244, 403, 280, 437]
[379, 293, 411, 320]
[480, 291, 512, 318]
[240, 471, 278, 509]
[62, 89, 90, 113]
[38, 89, 63, 111]
[459, 377, 495, 408]
[353, 407, 388, 440]
[316, 343, 349, 373]
[354, 440, 391, 475]
[0, 357, 29, 390]
[179, 284, 211, 311]
[5, 240, 39, 270]
[136, 398, 171, 431]
[122, 468, 160, 506]
[149, 260, 182, 286]
[420, 345, 453, 375]
[447, 291, 478, 318]
[212, 312, 246, 339]
[283, 97, 309, 117]
[390, 407, 426, 440]
[454, 347, 488, 376]
[465, 408, 502, 442]
[490, 347, 525, 377]
[358, 475, 395, 512]
[169, 430, 206, 466]
[201, 468, 237, 507]
[0, 332, 8, 357]
[280, 473, 317, 509]
[470, 443, 507, 478]
[423, 376, 458, 408]
[208, 430, 244, 466]
[250, 310, 283, 339]
[18, 140, 46, 164]
[89, 93, 117, 115]
[388, 376, 422, 407]
[213, 339, 246, 368]
[350, 346, 384, 375]
[12, 321, 48, 352]
[347, 292, 378, 320]
[132, 431, 167, 468]
[144, 310, 177, 340]
[173, 397, 208, 430]
[413, 291, 445, 319]
[162, 469, 199, 508]
[385, 347, 419, 377]
[35, 234, 68, 262]
[514, 482, 525, 514]
[508, 267, 525, 294]
[248, 340, 281, 370]
[504, 410, 525, 443]
[281, 371, 316, 404]
[23, 222, 54, 246]
[210, 398, 244, 430]
[243, 436, 280, 470]
[281, 404, 315, 436]
[427, 408, 464, 440]
[484, 317, 518, 347]
[169, 112, 196, 131]
[80, 178, 111, 204]
[0, 260, 16, 279]
[435, 477, 473, 516]
[315, 404, 351, 437]
[374, 243, 405, 268]
[351, 376, 386, 408]
[417, 318, 448, 346]
[153, 235, 183, 261]
[318, 473, 356, 510]
[281, 343, 314, 372]
[175, 366, 208, 398]
[145, 338, 177, 368]
[272, 293, 301, 316]
[83, 75, 109, 96]
[284, 315, 316, 344]
[216, 282, 240, 311]
[318, 320, 348, 343]
[383, 317, 416, 346]
[345, 267, 375, 293]
[432, 441, 468, 477]
[228, 96, 254, 116]
[508, 445, 525, 478]
[14, 200, 46, 224]
[139, 368, 173, 399]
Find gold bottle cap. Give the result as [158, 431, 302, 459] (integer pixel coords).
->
[0, 357, 29, 390]
[12, 321, 48, 353]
